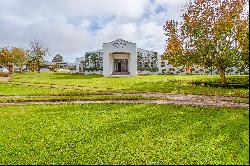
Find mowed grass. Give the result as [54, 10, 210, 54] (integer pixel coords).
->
[0, 104, 248, 165]
[0, 72, 248, 97]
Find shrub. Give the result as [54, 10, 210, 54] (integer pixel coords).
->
[149, 67, 159, 72]
[138, 67, 145, 71]
[0, 72, 10, 77]
[190, 76, 249, 89]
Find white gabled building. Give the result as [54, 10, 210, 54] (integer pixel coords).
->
[74, 39, 249, 76]
[75, 39, 161, 77]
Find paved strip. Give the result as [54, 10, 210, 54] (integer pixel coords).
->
[0, 99, 248, 108]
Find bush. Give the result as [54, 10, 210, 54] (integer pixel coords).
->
[149, 67, 159, 72]
[190, 76, 249, 89]
[0, 72, 10, 77]
[138, 67, 145, 71]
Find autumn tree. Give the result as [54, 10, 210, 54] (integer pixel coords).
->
[0, 47, 14, 74]
[27, 54, 37, 72]
[12, 47, 28, 73]
[49, 64, 59, 72]
[163, 0, 249, 84]
[163, 21, 183, 66]
[28, 41, 49, 73]
[235, 11, 249, 71]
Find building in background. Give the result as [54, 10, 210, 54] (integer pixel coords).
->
[72, 39, 249, 77]
[75, 39, 161, 77]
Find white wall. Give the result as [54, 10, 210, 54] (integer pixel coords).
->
[160, 59, 249, 75]
[75, 57, 85, 73]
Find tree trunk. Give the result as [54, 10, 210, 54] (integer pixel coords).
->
[37, 67, 40, 73]
[8, 65, 14, 74]
[219, 68, 226, 84]
[19, 67, 22, 73]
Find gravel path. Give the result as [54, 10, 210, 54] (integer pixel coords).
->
[0, 93, 248, 108]
[0, 92, 247, 100]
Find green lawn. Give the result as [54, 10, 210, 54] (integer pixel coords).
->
[0, 72, 248, 97]
[0, 104, 248, 165]
[0, 72, 249, 164]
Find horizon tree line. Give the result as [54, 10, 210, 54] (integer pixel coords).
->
[0, 41, 64, 75]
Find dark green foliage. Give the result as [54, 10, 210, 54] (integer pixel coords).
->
[52, 54, 63, 62]
[190, 76, 249, 88]
[81, 52, 103, 72]
[137, 52, 158, 72]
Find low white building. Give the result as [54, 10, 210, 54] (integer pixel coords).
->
[74, 39, 249, 76]
[75, 39, 161, 77]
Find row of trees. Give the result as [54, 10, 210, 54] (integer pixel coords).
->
[0, 41, 63, 75]
[163, 0, 249, 83]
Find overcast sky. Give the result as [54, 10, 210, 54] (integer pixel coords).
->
[0, 0, 187, 62]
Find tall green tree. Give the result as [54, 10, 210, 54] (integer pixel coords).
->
[52, 54, 63, 62]
[163, 0, 249, 84]
[28, 41, 49, 73]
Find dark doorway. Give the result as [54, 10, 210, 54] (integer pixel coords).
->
[114, 59, 128, 72]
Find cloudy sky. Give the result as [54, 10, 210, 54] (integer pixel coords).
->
[0, 0, 187, 62]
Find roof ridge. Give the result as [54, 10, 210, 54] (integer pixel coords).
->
[103, 39, 135, 44]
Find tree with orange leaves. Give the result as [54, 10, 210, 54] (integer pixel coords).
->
[12, 47, 28, 73]
[0, 47, 14, 74]
[0, 47, 29, 74]
[163, 0, 249, 84]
